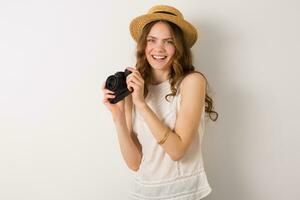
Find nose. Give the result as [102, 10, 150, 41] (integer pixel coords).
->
[154, 40, 165, 52]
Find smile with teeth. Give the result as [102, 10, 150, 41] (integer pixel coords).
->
[152, 55, 167, 60]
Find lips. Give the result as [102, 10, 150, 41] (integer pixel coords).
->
[152, 55, 167, 60]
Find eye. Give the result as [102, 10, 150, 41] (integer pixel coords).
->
[166, 40, 174, 45]
[147, 38, 155, 43]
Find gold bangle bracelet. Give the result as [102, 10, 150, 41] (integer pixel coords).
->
[158, 128, 171, 145]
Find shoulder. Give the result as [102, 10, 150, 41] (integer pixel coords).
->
[180, 72, 207, 91]
[177, 72, 206, 108]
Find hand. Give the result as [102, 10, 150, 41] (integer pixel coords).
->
[126, 67, 146, 108]
[102, 82, 125, 120]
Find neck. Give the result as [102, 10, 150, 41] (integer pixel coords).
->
[151, 69, 170, 84]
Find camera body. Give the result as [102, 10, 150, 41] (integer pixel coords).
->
[105, 69, 132, 104]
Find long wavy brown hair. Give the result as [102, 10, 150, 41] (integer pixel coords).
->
[135, 20, 218, 121]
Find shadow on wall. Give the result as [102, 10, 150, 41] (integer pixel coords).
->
[192, 19, 254, 200]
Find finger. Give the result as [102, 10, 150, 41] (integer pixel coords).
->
[103, 99, 113, 108]
[127, 82, 134, 91]
[126, 67, 142, 77]
[127, 73, 143, 86]
[126, 67, 136, 72]
[127, 67, 143, 79]
[103, 99, 110, 106]
[129, 76, 143, 87]
[127, 78, 142, 91]
[127, 78, 141, 90]
[127, 80, 136, 91]
[127, 82, 135, 92]
[129, 71, 143, 81]
[103, 88, 115, 94]
[127, 68, 141, 76]
[103, 98, 113, 104]
[104, 94, 116, 99]
[103, 99, 108, 104]
[131, 72, 144, 83]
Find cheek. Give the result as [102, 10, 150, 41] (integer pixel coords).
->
[145, 47, 151, 61]
[168, 46, 176, 57]
[145, 45, 155, 60]
[145, 44, 151, 54]
[145, 43, 153, 51]
[145, 49, 150, 60]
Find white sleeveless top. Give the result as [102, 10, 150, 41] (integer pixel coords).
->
[129, 80, 212, 200]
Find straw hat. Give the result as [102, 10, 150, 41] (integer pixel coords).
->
[129, 5, 198, 48]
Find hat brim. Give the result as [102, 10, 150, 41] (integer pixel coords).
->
[130, 13, 198, 47]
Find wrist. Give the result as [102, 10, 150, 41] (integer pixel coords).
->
[135, 101, 147, 110]
[112, 112, 125, 122]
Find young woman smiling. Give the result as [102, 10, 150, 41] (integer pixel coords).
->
[102, 5, 218, 200]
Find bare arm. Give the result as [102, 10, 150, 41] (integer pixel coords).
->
[102, 83, 142, 171]
[113, 117, 142, 171]
[115, 95, 142, 171]
[136, 73, 206, 161]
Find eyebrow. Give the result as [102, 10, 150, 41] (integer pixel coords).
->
[147, 36, 173, 40]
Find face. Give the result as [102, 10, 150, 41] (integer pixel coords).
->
[145, 21, 176, 72]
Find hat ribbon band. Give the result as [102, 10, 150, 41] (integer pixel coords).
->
[153, 11, 176, 16]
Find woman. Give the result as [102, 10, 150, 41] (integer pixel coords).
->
[102, 5, 218, 200]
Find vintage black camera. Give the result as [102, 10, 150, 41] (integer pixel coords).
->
[105, 69, 133, 104]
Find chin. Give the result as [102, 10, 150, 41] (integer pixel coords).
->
[149, 60, 172, 71]
[150, 63, 169, 70]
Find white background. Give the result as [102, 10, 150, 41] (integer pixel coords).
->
[0, 0, 299, 199]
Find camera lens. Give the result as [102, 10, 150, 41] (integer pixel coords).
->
[105, 75, 119, 91]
